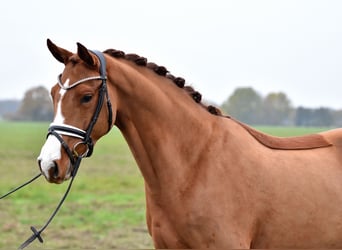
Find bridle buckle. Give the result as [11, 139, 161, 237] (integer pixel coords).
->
[73, 141, 93, 158]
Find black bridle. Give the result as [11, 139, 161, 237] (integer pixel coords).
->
[0, 50, 113, 249]
[48, 50, 113, 164]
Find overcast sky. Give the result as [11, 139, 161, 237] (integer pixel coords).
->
[1, 0, 342, 109]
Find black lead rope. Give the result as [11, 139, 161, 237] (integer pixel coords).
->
[0, 173, 42, 200]
[0, 158, 82, 249]
[0, 164, 82, 249]
[18, 156, 82, 249]
[20, 50, 109, 248]
[0, 49, 111, 249]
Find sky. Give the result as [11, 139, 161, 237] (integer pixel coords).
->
[0, 0, 342, 109]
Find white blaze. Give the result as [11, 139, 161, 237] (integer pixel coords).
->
[38, 79, 70, 179]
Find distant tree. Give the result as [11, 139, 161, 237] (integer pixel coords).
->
[295, 106, 334, 126]
[262, 92, 292, 125]
[221, 87, 263, 124]
[295, 107, 312, 126]
[332, 109, 342, 127]
[312, 107, 334, 126]
[14, 86, 53, 121]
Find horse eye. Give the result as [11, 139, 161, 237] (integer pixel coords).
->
[81, 94, 93, 103]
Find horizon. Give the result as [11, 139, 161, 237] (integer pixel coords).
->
[0, 1, 341, 109]
[1, 85, 341, 110]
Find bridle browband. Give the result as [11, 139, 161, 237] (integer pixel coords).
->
[48, 50, 113, 164]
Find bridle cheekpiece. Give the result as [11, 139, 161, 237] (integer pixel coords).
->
[47, 50, 113, 168]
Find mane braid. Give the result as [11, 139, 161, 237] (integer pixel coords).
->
[103, 48, 224, 117]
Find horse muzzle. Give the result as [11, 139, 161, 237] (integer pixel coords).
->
[38, 157, 73, 184]
[37, 133, 75, 184]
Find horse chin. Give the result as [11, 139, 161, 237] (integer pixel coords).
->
[62, 162, 74, 182]
[63, 162, 73, 181]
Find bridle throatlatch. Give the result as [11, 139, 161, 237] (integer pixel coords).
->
[17, 50, 113, 249]
[48, 50, 113, 166]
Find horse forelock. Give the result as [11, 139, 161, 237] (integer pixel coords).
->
[103, 48, 222, 116]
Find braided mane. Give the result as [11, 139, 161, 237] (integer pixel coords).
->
[103, 49, 222, 116]
[102, 50, 335, 151]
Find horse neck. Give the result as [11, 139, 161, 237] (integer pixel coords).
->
[107, 58, 215, 190]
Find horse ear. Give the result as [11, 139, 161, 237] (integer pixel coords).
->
[47, 39, 73, 64]
[77, 42, 96, 66]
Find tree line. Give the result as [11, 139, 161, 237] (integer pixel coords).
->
[221, 87, 341, 127]
[1, 85, 342, 127]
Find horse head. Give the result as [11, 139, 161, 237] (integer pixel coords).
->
[38, 39, 115, 183]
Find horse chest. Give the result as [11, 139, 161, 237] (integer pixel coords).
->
[148, 206, 222, 248]
[146, 194, 252, 248]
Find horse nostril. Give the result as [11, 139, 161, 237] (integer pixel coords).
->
[38, 159, 61, 183]
[52, 161, 59, 178]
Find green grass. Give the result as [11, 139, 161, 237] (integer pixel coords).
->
[255, 125, 329, 137]
[0, 122, 149, 249]
[0, 122, 331, 248]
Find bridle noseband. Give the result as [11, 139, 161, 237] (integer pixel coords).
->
[47, 50, 113, 167]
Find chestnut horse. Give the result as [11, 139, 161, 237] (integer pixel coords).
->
[38, 39, 342, 248]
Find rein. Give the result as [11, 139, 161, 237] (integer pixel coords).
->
[0, 158, 81, 249]
[0, 173, 42, 200]
[19, 158, 81, 249]
[0, 50, 112, 249]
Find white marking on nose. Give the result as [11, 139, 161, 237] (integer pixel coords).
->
[38, 78, 70, 179]
[38, 136, 61, 179]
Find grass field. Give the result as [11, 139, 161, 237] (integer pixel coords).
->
[0, 122, 331, 249]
